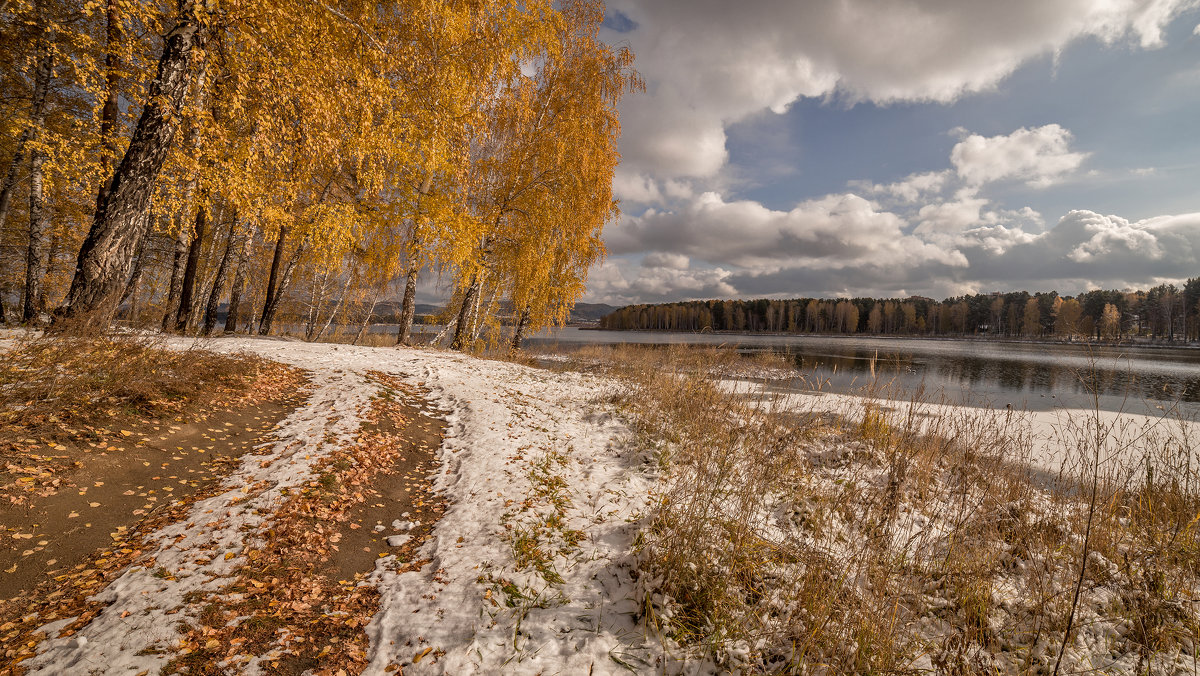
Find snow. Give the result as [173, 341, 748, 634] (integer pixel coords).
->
[26, 336, 662, 674]
[716, 377, 1198, 473]
[20, 333, 1197, 673]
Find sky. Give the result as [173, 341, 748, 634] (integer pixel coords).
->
[581, 0, 1200, 306]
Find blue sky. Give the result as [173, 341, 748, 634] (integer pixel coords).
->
[585, 1, 1200, 305]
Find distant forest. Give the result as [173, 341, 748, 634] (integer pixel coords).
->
[599, 280, 1200, 341]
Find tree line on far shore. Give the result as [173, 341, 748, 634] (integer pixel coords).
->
[599, 281, 1200, 342]
[0, 0, 637, 349]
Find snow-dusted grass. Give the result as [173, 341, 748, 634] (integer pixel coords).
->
[20, 334, 1200, 674]
[23, 335, 661, 674]
[556, 343, 1200, 674]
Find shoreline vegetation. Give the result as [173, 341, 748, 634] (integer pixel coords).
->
[542, 343, 1200, 673]
[1, 331, 1198, 672]
[597, 283, 1200, 347]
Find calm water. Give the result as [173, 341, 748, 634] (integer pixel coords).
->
[521, 328, 1200, 416]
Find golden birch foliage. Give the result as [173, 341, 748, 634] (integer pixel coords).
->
[466, 0, 638, 331]
[2, 0, 637, 328]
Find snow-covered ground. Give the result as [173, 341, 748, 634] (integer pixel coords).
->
[27, 337, 662, 674]
[19, 335, 1198, 674]
[717, 378, 1198, 474]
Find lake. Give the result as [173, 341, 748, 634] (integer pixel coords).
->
[519, 327, 1200, 416]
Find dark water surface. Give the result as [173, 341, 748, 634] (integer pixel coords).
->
[522, 328, 1200, 416]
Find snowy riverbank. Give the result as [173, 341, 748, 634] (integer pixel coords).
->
[15, 335, 1199, 674]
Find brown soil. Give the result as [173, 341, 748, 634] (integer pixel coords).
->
[0, 361, 309, 670]
[167, 372, 448, 675]
[0, 391, 306, 600]
[323, 385, 447, 583]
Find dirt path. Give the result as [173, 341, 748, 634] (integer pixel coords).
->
[322, 382, 447, 584]
[163, 372, 449, 675]
[0, 392, 305, 600]
[0, 350, 452, 675]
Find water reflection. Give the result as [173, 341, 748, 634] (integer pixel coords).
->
[524, 328, 1200, 416]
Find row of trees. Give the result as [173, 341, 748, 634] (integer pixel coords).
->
[0, 0, 637, 348]
[599, 281, 1200, 342]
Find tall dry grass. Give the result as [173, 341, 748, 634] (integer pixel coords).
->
[551, 343, 1200, 674]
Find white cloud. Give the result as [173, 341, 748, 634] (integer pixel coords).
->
[606, 0, 1193, 178]
[612, 170, 663, 204]
[609, 190, 963, 271]
[950, 124, 1090, 187]
[642, 252, 690, 270]
[592, 202, 1200, 303]
[855, 170, 951, 203]
[1066, 212, 1164, 261]
[583, 259, 736, 304]
[591, 110, 1200, 304]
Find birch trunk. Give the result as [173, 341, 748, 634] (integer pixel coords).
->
[0, 132, 30, 236]
[22, 149, 47, 323]
[395, 259, 419, 345]
[259, 232, 308, 336]
[451, 275, 480, 351]
[224, 224, 254, 334]
[471, 284, 498, 343]
[161, 218, 189, 330]
[258, 224, 287, 335]
[117, 221, 149, 315]
[20, 16, 53, 324]
[94, 0, 121, 211]
[56, 6, 204, 327]
[511, 306, 531, 350]
[353, 290, 381, 345]
[174, 197, 207, 332]
[202, 217, 236, 335]
[314, 273, 353, 342]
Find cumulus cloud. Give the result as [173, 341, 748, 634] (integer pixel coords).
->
[611, 171, 663, 205]
[606, 0, 1192, 179]
[950, 124, 1090, 187]
[854, 171, 951, 204]
[641, 252, 690, 270]
[609, 191, 963, 271]
[584, 260, 736, 305]
[589, 120, 1200, 304]
[589, 201, 1200, 304]
[962, 210, 1200, 289]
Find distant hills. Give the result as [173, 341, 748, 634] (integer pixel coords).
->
[565, 302, 619, 324]
[367, 301, 619, 325]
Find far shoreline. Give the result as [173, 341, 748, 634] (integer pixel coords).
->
[575, 325, 1200, 352]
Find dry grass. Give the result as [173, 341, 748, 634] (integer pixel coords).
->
[0, 332, 264, 437]
[0, 332, 272, 506]
[551, 344, 1200, 674]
